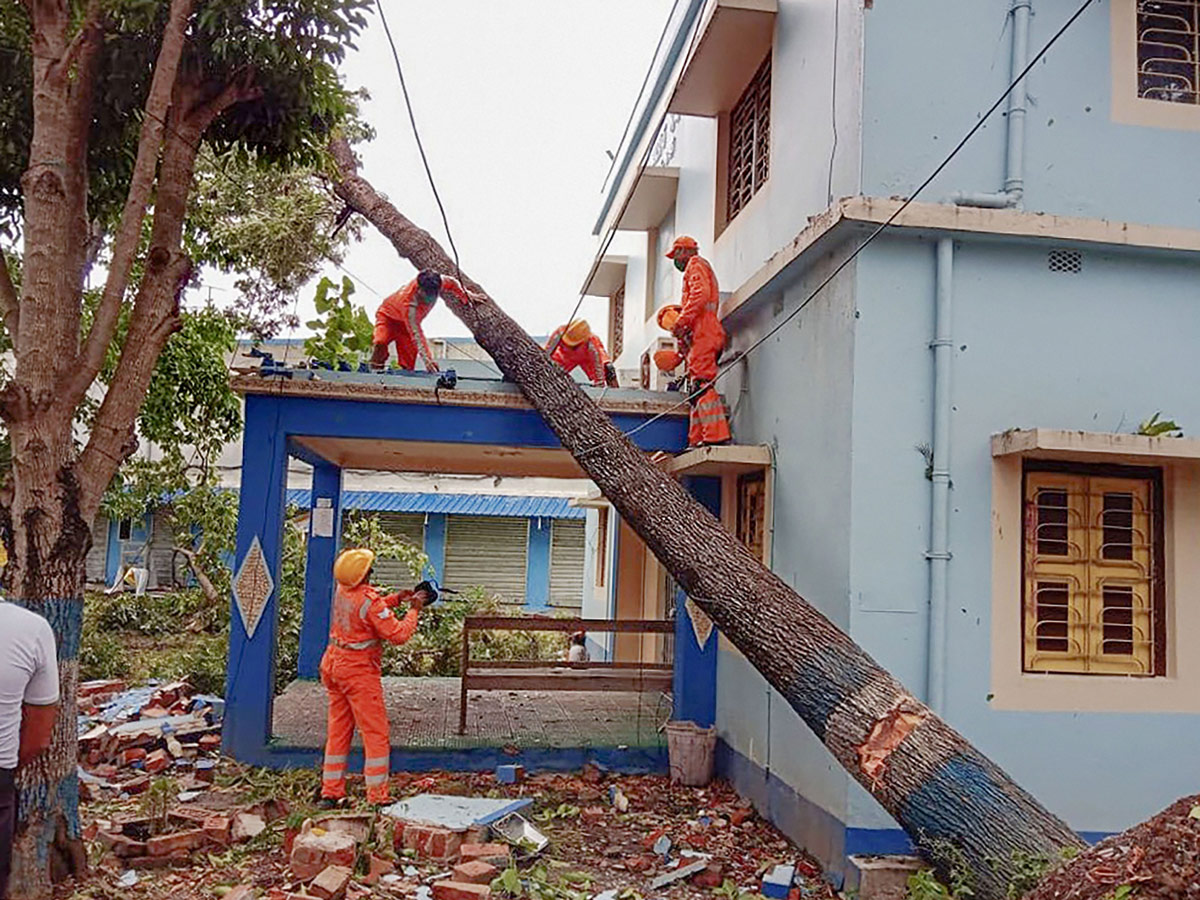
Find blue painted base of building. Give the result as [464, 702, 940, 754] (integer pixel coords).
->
[241, 743, 669, 775]
[715, 741, 1113, 886]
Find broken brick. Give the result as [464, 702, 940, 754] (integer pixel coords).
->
[402, 824, 462, 861]
[690, 862, 724, 888]
[223, 887, 256, 900]
[198, 734, 222, 752]
[203, 814, 232, 845]
[581, 806, 606, 823]
[232, 812, 266, 842]
[121, 747, 147, 766]
[121, 775, 150, 796]
[129, 850, 190, 870]
[144, 749, 171, 774]
[624, 855, 653, 873]
[291, 828, 357, 881]
[147, 828, 207, 857]
[453, 860, 498, 884]
[364, 855, 396, 886]
[310, 864, 353, 900]
[728, 807, 753, 827]
[458, 843, 509, 867]
[98, 831, 146, 859]
[433, 882, 491, 900]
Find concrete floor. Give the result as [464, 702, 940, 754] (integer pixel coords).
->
[272, 677, 671, 750]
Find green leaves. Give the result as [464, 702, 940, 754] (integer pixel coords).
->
[304, 275, 375, 366]
[1136, 412, 1183, 437]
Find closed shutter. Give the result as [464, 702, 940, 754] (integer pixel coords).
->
[444, 516, 528, 605]
[148, 511, 178, 589]
[87, 516, 109, 585]
[549, 520, 585, 609]
[364, 512, 425, 587]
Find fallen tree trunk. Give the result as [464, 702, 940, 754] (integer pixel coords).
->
[330, 138, 1085, 899]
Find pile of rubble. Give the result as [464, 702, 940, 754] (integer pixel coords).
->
[77, 678, 225, 799]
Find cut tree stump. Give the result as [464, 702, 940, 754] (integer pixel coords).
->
[329, 138, 1086, 900]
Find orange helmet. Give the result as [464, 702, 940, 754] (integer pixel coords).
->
[334, 548, 374, 587]
[653, 348, 681, 372]
[665, 235, 699, 259]
[561, 320, 592, 348]
[656, 304, 681, 332]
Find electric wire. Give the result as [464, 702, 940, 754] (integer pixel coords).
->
[577, 0, 1099, 458]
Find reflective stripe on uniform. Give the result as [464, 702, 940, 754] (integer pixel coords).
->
[332, 638, 380, 651]
[364, 772, 388, 786]
[364, 756, 389, 769]
[359, 597, 372, 620]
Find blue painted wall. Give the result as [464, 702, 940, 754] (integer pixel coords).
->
[425, 513, 447, 582]
[673, 477, 721, 728]
[861, 0, 1200, 229]
[298, 461, 343, 679]
[525, 517, 551, 612]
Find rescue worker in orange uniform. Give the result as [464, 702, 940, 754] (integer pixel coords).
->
[546, 320, 619, 387]
[371, 270, 442, 372]
[664, 236, 731, 446]
[319, 548, 435, 807]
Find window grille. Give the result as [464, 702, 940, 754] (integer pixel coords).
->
[1138, 0, 1200, 105]
[736, 471, 767, 563]
[1023, 465, 1165, 676]
[1047, 249, 1083, 274]
[726, 55, 771, 221]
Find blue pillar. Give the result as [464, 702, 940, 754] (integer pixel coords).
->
[672, 476, 720, 728]
[104, 518, 121, 586]
[223, 395, 288, 759]
[425, 513, 447, 582]
[524, 517, 551, 612]
[298, 461, 343, 679]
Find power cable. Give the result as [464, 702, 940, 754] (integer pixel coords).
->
[578, 0, 1099, 458]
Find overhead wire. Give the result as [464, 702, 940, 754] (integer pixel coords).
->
[577, 0, 1099, 458]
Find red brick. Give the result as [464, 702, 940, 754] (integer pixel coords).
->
[690, 863, 724, 888]
[121, 747, 147, 766]
[291, 829, 358, 881]
[453, 860, 498, 885]
[728, 807, 753, 827]
[141, 706, 169, 719]
[364, 855, 396, 886]
[169, 807, 212, 827]
[80, 679, 126, 698]
[433, 882, 491, 900]
[203, 814, 232, 845]
[458, 843, 509, 867]
[581, 807, 606, 823]
[624, 855, 653, 873]
[310, 865, 353, 900]
[144, 749, 171, 774]
[199, 734, 222, 752]
[402, 825, 462, 861]
[121, 775, 151, 795]
[92, 764, 118, 780]
[129, 850, 190, 870]
[147, 828, 208, 857]
[98, 831, 146, 858]
[222, 887, 256, 900]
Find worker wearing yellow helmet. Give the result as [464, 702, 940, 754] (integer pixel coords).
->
[319, 548, 435, 807]
[546, 320, 618, 387]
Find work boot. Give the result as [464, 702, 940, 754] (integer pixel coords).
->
[317, 797, 349, 811]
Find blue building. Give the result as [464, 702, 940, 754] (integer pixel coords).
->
[583, 0, 1200, 879]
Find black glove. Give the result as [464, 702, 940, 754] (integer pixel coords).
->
[414, 580, 439, 605]
[604, 362, 619, 388]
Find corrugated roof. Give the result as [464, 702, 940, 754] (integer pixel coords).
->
[285, 490, 585, 520]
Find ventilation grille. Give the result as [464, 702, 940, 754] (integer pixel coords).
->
[1048, 249, 1083, 274]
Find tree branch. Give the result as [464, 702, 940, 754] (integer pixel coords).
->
[69, 0, 194, 407]
[0, 251, 18, 345]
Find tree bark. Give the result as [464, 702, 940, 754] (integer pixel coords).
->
[330, 139, 1086, 900]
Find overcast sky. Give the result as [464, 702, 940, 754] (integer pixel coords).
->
[204, 0, 672, 343]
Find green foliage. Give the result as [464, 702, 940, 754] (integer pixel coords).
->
[918, 837, 975, 899]
[1108, 886, 1135, 900]
[139, 777, 178, 835]
[1003, 851, 1053, 900]
[275, 512, 308, 694]
[0, 0, 371, 239]
[303, 276, 375, 367]
[490, 863, 593, 900]
[1136, 412, 1183, 437]
[712, 879, 759, 900]
[907, 869, 955, 900]
[342, 511, 428, 582]
[534, 803, 580, 823]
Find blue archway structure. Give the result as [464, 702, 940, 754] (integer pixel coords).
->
[221, 367, 706, 773]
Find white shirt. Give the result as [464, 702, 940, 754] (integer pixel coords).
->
[0, 603, 59, 769]
[567, 643, 589, 663]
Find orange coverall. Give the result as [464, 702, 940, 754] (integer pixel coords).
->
[374, 280, 437, 370]
[320, 584, 420, 804]
[546, 327, 611, 386]
[673, 254, 731, 446]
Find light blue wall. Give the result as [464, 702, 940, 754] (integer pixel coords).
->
[849, 234, 1200, 833]
[715, 254, 859, 826]
[525, 518, 551, 612]
[861, 0, 1200, 229]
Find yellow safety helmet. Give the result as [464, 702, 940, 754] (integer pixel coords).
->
[561, 320, 592, 348]
[656, 304, 681, 332]
[334, 548, 374, 587]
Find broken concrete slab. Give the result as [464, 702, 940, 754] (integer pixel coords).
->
[381, 794, 533, 831]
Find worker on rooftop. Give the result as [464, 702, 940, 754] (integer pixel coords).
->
[319, 548, 435, 807]
[546, 320, 619, 387]
[371, 269, 442, 372]
[663, 235, 731, 447]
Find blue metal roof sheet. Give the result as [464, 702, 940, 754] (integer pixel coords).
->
[285, 490, 584, 520]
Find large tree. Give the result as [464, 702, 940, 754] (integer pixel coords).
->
[0, 1, 366, 895]
[329, 140, 1087, 900]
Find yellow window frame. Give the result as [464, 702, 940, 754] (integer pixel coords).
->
[1023, 467, 1162, 676]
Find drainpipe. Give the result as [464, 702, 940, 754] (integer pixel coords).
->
[952, 0, 1031, 209]
[926, 239, 954, 712]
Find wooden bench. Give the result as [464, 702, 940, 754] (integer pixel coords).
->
[458, 616, 673, 733]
